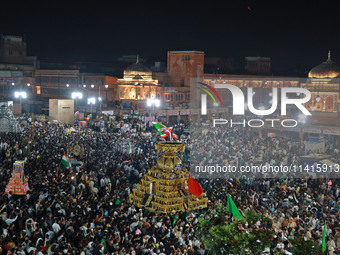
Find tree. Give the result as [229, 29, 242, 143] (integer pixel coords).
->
[197, 205, 274, 255]
[290, 236, 322, 255]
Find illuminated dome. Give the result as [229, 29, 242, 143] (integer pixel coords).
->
[123, 55, 152, 80]
[308, 51, 340, 78]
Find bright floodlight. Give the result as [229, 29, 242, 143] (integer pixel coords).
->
[147, 98, 160, 107]
[98, 97, 102, 101]
[298, 114, 307, 124]
[71, 92, 83, 99]
[14, 91, 27, 98]
[88, 97, 96, 105]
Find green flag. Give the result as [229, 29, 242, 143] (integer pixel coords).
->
[101, 238, 106, 249]
[152, 122, 168, 137]
[227, 194, 243, 219]
[152, 121, 179, 140]
[173, 214, 179, 226]
[322, 220, 327, 252]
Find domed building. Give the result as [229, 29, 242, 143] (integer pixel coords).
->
[116, 55, 160, 110]
[301, 51, 340, 113]
[123, 55, 153, 80]
[308, 51, 340, 78]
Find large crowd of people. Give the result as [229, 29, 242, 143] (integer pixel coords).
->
[0, 115, 339, 255]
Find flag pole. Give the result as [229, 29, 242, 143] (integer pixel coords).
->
[57, 150, 66, 177]
[56, 158, 62, 177]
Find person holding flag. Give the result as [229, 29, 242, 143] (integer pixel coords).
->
[152, 121, 179, 141]
[61, 152, 73, 173]
[321, 220, 336, 254]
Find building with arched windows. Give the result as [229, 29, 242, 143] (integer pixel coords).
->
[115, 56, 160, 110]
[300, 51, 340, 113]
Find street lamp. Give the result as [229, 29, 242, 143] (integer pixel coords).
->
[147, 98, 161, 114]
[98, 97, 102, 113]
[298, 114, 308, 143]
[104, 84, 109, 101]
[298, 114, 307, 124]
[14, 91, 27, 113]
[72, 92, 83, 111]
[88, 97, 96, 104]
[88, 97, 96, 113]
[14, 91, 27, 99]
[72, 92, 83, 99]
[147, 98, 160, 107]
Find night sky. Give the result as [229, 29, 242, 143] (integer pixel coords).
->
[1, 0, 339, 73]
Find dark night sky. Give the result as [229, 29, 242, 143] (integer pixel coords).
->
[1, 0, 340, 73]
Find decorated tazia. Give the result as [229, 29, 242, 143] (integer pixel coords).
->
[129, 122, 207, 213]
[5, 161, 29, 195]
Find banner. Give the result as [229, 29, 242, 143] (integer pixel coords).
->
[323, 128, 340, 136]
[304, 141, 325, 154]
[145, 116, 155, 126]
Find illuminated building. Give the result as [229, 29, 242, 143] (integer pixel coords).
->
[0, 35, 36, 111]
[116, 55, 161, 110]
[155, 50, 340, 143]
[301, 51, 340, 113]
